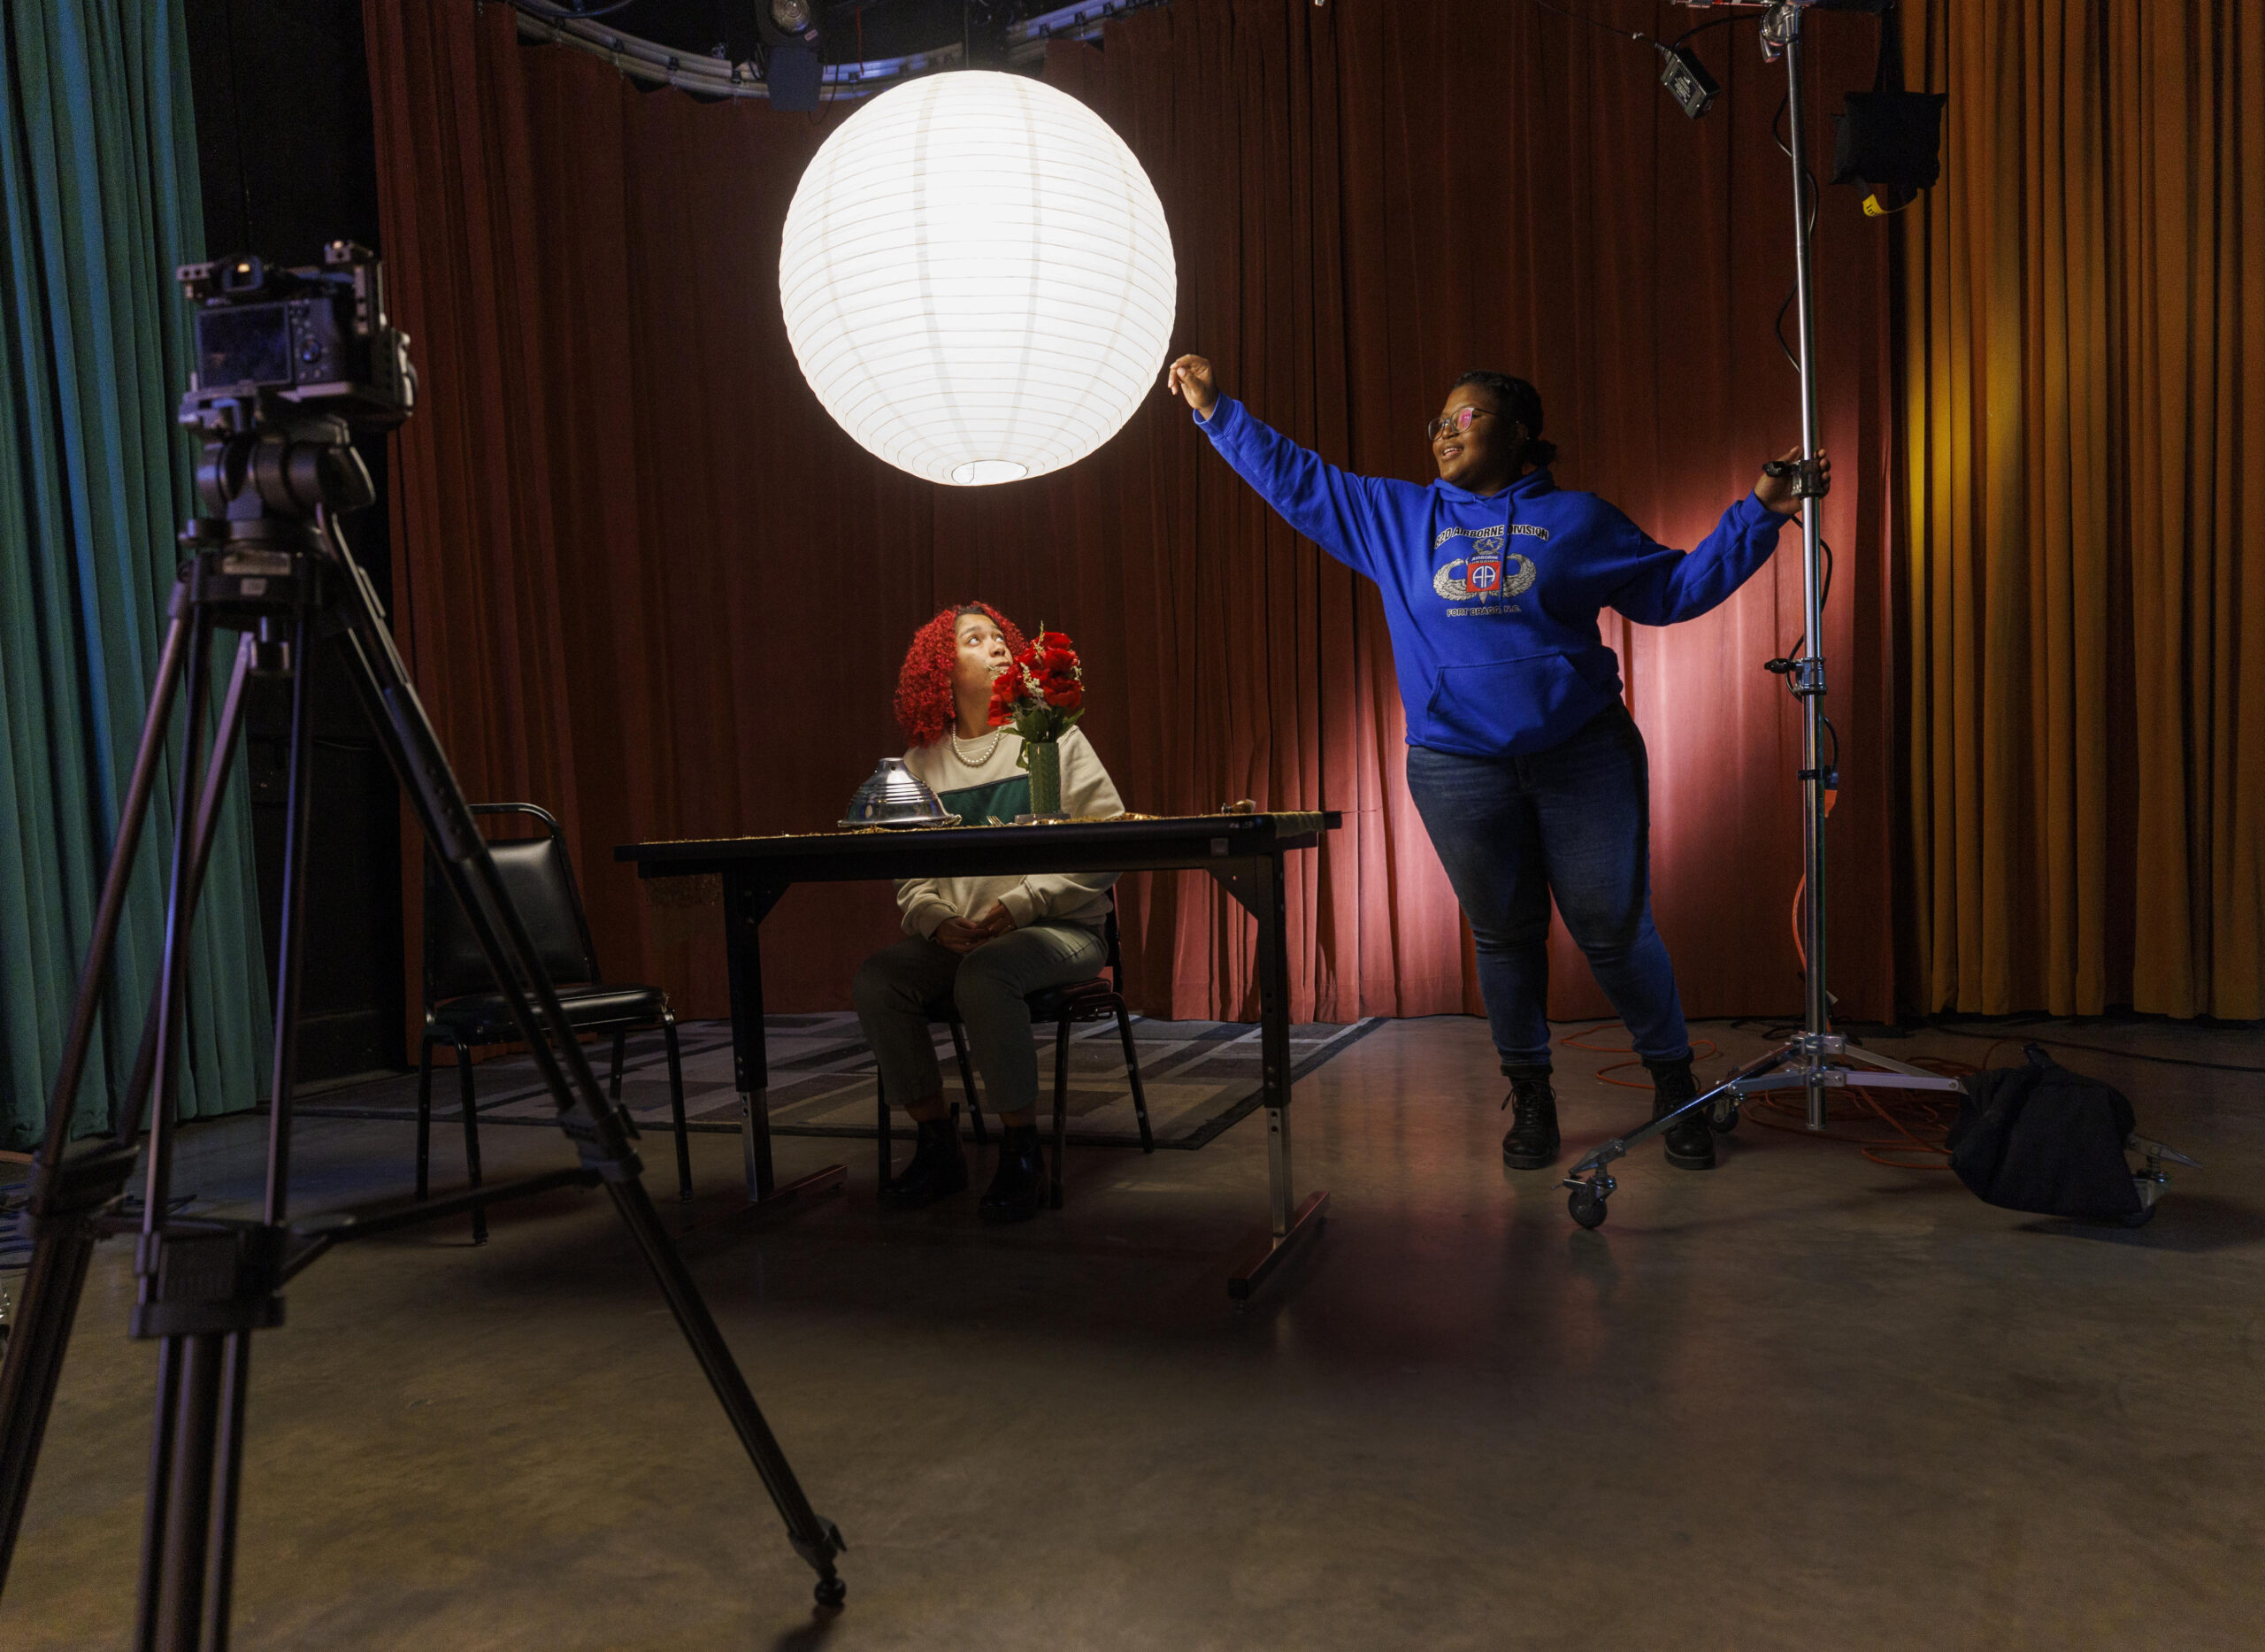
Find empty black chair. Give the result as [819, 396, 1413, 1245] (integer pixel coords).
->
[418, 803, 691, 1242]
[876, 899, 1154, 1207]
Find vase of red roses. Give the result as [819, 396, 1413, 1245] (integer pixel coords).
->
[987, 625, 1084, 818]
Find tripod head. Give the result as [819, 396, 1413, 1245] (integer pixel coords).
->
[188, 406, 373, 527]
[177, 239, 412, 543]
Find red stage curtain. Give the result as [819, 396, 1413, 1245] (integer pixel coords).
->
[362, 0, 1896, 1026]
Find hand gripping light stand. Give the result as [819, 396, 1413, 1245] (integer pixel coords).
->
[0, 295, 846, 1639]
[1559, 0, 1961, 1231]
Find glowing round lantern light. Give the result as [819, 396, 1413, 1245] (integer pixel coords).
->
[779, 71, 1176, 487]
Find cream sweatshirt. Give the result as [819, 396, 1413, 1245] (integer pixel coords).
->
[894, 726, 1125, 937]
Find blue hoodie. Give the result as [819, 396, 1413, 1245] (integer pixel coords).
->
[1196, 396, 1787, 757]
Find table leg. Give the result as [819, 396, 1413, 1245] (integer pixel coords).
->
[719, 872, 844, 1219]
[1212, 852, 1330, 1302]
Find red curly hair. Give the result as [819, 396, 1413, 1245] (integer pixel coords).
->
[894, 603, 1028, 747]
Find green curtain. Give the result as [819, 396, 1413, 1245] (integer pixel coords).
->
[0, 0, 270, 1150]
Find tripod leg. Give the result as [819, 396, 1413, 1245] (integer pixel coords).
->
[0, 601, 201, 1584]
[316, 511, 845, 1601]
[134, 1338, 186, 1652]
[134, 606, 223, 1231]
[600, 1175, 845, 1597]
[42, 602, 194, 1164]
[150, 1332, 227, 1649]
[263, 611, 319, 1226]
[117, 635, 261, 1147]
[132, 612, 223, 1645]
[202, 1331, 252, 1648]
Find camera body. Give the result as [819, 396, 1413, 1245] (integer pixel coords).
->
[178, 240, 414, 434]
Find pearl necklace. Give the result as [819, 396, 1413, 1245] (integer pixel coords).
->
[949, 725, 1008, 767]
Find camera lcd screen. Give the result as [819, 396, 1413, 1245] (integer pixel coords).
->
[196, 304, 292, 388]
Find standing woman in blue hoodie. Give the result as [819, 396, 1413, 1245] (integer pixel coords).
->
[1165, 355, 1816, 1172]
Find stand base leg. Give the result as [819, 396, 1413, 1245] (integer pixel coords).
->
[1228, 1191, 1329, 1302]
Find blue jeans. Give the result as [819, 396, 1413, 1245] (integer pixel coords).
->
[1404, 706, 1691, 1072]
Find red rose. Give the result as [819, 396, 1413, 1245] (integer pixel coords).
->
[1042, 680, 1083, 709]
[994, 666, 1036, 712]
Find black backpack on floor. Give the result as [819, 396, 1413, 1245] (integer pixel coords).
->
[1946, 1044, 2145, 1223]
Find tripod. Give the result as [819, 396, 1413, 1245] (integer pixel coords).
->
[1558, 0, 1961, 1230]
[0, 404, 846, 1642]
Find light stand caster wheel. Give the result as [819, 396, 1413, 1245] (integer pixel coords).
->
[1710, 1105, 1739, 1135]
[1568, 1184, 1608, 1229]
[814, 1575, 847, 1609]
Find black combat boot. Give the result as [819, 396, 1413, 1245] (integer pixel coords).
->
[878, 1114, 967, 1210]
[1500, 1064, 1561, 1170]
[978, 1124, 1050, 1223]
[1646, 1055, 1716, 1171]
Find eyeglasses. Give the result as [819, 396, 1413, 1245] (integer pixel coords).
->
[1425, 406, 1497, 443]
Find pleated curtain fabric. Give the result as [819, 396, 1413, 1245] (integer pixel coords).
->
[363, 0, 1900, 1026]
[1900, 0, 2264, 1018]
[0, 0, 270, 1149]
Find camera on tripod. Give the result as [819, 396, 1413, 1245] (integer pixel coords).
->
[0, 232, 847, 1633]
[175, 242, 415, 537]
[178, 239, 414, 437]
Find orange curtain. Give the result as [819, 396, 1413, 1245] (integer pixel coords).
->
[1900, 0, 2264, 1018]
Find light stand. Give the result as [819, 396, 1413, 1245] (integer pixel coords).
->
[1559, 0, 1961, 1230]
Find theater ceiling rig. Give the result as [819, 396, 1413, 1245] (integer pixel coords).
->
[512, 0, 1175, 105]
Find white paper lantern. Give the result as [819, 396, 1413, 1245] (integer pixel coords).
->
[779, 71, 1176, 487]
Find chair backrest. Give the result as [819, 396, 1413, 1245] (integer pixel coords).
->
[422, 804, 603, 1006]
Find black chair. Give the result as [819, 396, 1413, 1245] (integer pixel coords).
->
[418, 803, 692, 1242]
[876, 900, 1154, 1208]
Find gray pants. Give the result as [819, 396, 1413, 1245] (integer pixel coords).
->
[852, 923, 1109, 1117]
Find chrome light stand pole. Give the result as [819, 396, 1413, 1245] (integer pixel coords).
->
[1559, 0, 1961, 1231]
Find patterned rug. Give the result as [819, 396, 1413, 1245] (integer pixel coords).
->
[296, 1014, 1387, 1150]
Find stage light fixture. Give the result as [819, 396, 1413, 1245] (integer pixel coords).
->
[778, 71, 1177, 488]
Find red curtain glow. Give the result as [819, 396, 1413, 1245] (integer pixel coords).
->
[362, 0, 1899, 1027]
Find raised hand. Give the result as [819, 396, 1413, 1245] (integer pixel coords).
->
[1164, 354, 1219, 417]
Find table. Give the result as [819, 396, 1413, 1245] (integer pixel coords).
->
[617, 811, 1341, 1300]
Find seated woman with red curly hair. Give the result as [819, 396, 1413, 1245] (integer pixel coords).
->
[851, 603, 1125, 1223]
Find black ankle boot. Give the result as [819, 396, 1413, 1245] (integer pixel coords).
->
[878, 1115, 967, 1210]
[1647, 1056, 1716, 1171]
[978, 1124, 1050, 1224]
[1500, 1070, 1561, 1170]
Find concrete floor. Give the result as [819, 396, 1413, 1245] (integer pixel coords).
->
[4, 1015, 2261, 1650]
